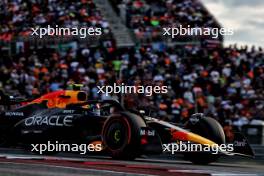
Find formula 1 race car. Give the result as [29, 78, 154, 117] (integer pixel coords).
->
[0, 88, 254, 164]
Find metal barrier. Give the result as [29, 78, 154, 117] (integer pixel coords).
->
[252, 144, 264, 159]
[0, 33, 113, 56]
[242, 123, 264, 145]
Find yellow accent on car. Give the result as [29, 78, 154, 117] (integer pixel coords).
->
[187, 132, 217, 146]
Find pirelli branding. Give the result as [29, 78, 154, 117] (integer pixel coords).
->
[25, 115, 73, 127]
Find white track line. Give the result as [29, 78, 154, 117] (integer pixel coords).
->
[0, 161, 154, 176]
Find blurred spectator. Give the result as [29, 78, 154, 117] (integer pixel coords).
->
[0, 44, 263, 126]
[0, 0, 111, 41]
[0, 0, 263, 128]
[113, 0, 220, 42]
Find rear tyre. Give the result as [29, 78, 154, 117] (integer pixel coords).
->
[0, 134, 6, 146]
[0, 130, 9, 147]
[102, 112, 146, 160]
[185, 116, 225, 164]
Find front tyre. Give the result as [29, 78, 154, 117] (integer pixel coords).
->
[102, 112, 146, 160]
[185, 116, 225, 164]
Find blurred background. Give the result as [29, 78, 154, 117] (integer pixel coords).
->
[0, 0, 263, 152]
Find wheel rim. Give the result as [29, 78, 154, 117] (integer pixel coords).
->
[105, 120, 129, 150]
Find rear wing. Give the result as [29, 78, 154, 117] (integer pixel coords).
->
[221, 132, 255, 158]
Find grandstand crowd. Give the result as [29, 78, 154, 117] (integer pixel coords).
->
[115, 0, 220, 41]
[0, 0, 263, 128]
[0, 0, 111, 41]
[0, 44, 263, 126]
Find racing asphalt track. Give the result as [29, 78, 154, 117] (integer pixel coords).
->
[0, 147, 263, 176]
